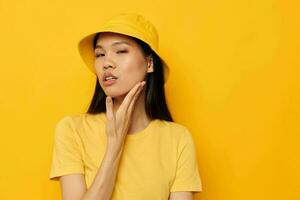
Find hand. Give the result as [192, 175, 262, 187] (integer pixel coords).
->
[105, 81, 146, 152]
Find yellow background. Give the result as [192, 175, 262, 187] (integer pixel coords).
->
[0, 0, 299, 199]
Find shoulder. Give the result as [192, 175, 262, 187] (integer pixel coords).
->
[157, 120, 194, 141]
[160, 120, 191, 133]
[157, 120, 197, 159]
[55, 114, 82, 129]
[56, 112, 104, 128]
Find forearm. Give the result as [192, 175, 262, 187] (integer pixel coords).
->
[81, 144, 124, 200]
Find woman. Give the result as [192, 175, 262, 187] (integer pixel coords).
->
[49, 13, 202, 200]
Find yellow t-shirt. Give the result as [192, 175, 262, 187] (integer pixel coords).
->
[49, 112, 202, 199]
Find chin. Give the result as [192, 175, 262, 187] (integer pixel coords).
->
[104, 88, 128, 99]
[102, 81, 136, 98]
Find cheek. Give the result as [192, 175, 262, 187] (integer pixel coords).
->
[94, 60, 102, 74]
[94, 56, 147, 97]
[119, 65, 146, 86]
[122, 56, 147, 77]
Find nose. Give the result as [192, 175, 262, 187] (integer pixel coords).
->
[102, 53, 116, 71]
[103, 64, 114, 71]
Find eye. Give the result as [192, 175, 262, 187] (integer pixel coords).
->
[95, 53, 105, 58]
[116, 50, 127, 54]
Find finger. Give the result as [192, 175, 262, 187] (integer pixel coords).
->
[126, 82, 145, 118]
[122, 83, 145, 133]
[105, 96, 116, 135]
[125, 81, 146, 114]
[120, 81, 145, 112]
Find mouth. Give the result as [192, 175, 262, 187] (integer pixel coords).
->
[102, 77, 118, 87]
[102, 71, 118, 87]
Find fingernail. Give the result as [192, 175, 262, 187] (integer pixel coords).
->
[107, 96, 111, 103]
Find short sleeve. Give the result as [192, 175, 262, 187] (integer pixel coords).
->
[170, 128, 202, 192]
[49, 116, 84, 181]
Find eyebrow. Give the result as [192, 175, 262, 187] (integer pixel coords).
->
[94, 41, 131, 49]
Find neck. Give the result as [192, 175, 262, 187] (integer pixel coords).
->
[112, 87, 151, 134]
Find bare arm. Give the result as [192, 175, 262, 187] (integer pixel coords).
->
[59, 140, 124, 200]
[81, 143, 124, 200]
[59, 81, 145, 200]
[59, 145, 123, 200]
[168, 192, 194, 200]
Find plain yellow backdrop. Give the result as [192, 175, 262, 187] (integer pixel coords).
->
[0, 0, 299, 199]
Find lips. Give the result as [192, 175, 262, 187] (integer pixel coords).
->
[102, 72, 118, 82]
[102, 71, 118, 87]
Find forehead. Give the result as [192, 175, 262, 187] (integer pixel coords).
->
[95, 32, 136, 47]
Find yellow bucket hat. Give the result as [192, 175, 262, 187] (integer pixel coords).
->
[78, 13, 170, 83]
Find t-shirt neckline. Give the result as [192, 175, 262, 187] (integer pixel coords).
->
[97, 112, 158, 140]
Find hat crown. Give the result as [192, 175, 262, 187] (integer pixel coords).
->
[100, 13, 159, 50]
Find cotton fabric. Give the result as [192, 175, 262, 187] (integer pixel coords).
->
[49, 112, 202, 199]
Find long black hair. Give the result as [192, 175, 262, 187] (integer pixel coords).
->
[86, 32, 173, 122]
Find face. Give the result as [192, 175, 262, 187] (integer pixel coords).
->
[94, 32, 153, 98]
